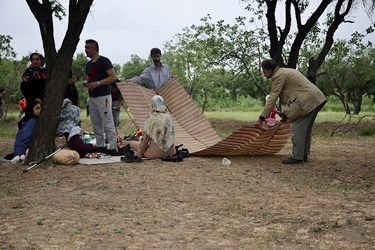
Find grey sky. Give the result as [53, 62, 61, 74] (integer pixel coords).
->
[1, 1, 373, 65]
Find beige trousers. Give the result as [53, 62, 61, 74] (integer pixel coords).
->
[129, 133, 175, 159]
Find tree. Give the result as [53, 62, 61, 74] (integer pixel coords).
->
[0, 34, 16, 60]
[25, 0, 93, 163]
[71, 52, 89, 108]
[71, 52, 87, 83]
[164, 15, 269, 110]
[120, 54, 150, 81]
[0, 57, 28, 103]
[242, 0, 375, 83]
[164, 25, 217, 104]
[0, 34, 21, 103]
[320, 39, 375, 114]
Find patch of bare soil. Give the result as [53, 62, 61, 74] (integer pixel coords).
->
[1, 122, 374, 249]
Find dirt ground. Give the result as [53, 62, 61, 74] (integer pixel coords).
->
[0, 121, 374, 250]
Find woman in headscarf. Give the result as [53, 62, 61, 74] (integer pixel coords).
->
[56, 98, 81, 139]
[11, 99, 42, 164]
[20, 52, 46, 104]
[128, 95, 176, 160]
[56, 98, 96, 158]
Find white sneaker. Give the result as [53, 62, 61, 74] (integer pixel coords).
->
[20, 155, 26, 162]
[0, 157, 10, 163]
[11, 155, 21, 164]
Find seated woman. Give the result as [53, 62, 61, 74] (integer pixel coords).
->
[56, 98, 96, 158]
[127, 95, 176, 161]
[11, 99, 42, 164]
[56, 98, 81, 139]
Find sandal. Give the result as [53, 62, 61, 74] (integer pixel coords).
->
[85, 152, 102, 159]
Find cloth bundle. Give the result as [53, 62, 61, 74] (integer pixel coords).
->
[53, 149, 80, 165]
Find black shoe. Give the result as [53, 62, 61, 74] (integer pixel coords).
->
[175, 144, 189, 158]
[303, 155, 308, 162]
[118, 145, 134, 157]
[105, 148, 122, 156]
[121, 156, 142, 163]
[161, 155, 183, 162]
[282, 157, 304, 165]
[4, 153, 14, 160]
[95, 147, 107, 153]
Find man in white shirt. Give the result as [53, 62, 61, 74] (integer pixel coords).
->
[128, 48, 172, 89]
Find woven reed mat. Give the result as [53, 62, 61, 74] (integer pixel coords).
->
[117, 78, 290, 156]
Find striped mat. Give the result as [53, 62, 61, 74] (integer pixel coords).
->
[117, 78, 290, 156]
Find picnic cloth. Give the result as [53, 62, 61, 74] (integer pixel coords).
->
[79, 155, 122, 165]
[117, 78, 290, 156]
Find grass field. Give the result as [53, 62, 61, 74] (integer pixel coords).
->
[204, 110, 375, 123]
[1, 104, 374, 139]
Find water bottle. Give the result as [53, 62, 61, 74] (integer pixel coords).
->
[84, 134, 90, 144]
[222, 158, 231, 165]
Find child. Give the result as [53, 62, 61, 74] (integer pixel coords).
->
[11, 99, 42, 164]
[265, 95, 282, 127]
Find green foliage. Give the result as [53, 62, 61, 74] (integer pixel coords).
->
[50, 0, 66, 20]
[0, 35, 16, 59]
[318, 39, 375, 114]
[120, 54, 151, 80]
[205, 95, 261, 112]
[71, 52, 89, 108]
[71, 52, 87, 81]
[359, 125, 375, 136]
[163, 14, 270, 111]
[0, 57, 28, 103]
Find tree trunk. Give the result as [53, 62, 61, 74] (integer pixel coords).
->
[265, 0, 353, 85]
[201, 87, 208, 113]
[25, 0, 93, 164]
[27, 58, 72, 163]
[352, 93, 363, 114]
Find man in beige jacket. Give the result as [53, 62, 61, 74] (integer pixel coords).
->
[255, 59, 327, 164]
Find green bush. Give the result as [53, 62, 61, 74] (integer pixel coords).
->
[359, 125, 375, 136]
[205, 95, 262, 112]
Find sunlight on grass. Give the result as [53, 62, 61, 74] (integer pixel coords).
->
[205, 111, 259, 121]
[1, 106, 373, 139]
[205, 111, 374, 123]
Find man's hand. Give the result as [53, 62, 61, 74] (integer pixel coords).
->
[255, 118, 264, 129]
[68, 75, 77, 85]
[86, 81, 101, 91]
[281, 113, 289, 123]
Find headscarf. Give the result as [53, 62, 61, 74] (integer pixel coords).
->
[18, 99, 41, 129]
[56, 98, 81, 135]
[62, 98, 72, 109]
[143, 95, 175, 152]
[22, 52, 46, 83]
[151, 95, 167, 112]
